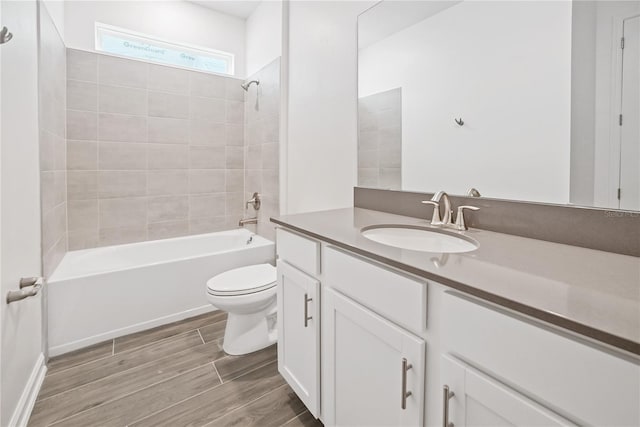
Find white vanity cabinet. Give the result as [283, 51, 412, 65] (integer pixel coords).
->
[276, 229, 321, 417]
[275, 226, 640, 427]
[441, 355, 576, 427]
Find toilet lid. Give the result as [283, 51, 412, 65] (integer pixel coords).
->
[207, 263, 277, 296]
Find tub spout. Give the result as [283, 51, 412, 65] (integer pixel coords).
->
[239, 217, 258, 226]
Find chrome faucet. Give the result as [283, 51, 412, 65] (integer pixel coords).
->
[421, 191, 480, 231]
[239, 217, 258, 226]
[246, 192, 261, 211]
[421, 191, 452, 226]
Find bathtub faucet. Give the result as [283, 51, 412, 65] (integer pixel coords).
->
[239, 217, 258, 227]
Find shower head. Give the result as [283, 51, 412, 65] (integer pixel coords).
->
[241, 80, 260, 91]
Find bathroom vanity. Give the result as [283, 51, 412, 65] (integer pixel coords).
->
[272, 208, 640, 427]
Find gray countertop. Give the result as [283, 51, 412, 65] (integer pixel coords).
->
[271, 207, 640, 356]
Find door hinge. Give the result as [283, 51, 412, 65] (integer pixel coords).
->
[618, 188, 621, 200]
[621, 37, 625, 49]
[619, 114, 623, 126]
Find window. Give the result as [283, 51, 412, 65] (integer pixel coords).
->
[95, 23, 234, 75]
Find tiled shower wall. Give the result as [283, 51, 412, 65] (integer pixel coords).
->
[244, 58, 281, 241]
[39, 5, 67, 276]
[66, 49, 247, 249]
[358, 88, 402, 190]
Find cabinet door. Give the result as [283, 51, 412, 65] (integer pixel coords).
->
[441, 355, 577, 427]
[323, 288, 425, 427]
[277, 260, 320, 417]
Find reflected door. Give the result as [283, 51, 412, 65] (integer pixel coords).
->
[619, 15, 640, 210]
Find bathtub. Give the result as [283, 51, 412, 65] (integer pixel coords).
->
[48, 229, 274, 356]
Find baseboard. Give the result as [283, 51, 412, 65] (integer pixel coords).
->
[49, 305, 218, 357]
[8, 353, 47, 427]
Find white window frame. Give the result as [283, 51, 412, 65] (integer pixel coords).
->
[94, 22, 235, 76]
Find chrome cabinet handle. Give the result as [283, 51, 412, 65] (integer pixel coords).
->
[401, 358, 413, 409]
[304, 293, 313, 327]
[443, 385, 455, 427]
[7, 277, 44, 304]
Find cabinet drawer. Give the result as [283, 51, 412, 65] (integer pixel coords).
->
[324, 246, 427, 334]
[276, 228, 320, 277]
[444, 292, 640, 426]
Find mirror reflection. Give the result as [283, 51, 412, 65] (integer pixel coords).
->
[357, 1, 640, 210]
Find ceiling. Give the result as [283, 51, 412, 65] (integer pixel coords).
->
[189, 0, 261, 19]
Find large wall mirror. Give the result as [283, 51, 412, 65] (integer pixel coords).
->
[357, 1, 639, 210]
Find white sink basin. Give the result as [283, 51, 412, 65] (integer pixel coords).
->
[361, 225, 478, 253]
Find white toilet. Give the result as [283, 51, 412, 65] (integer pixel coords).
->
[206, 263, 277, 355]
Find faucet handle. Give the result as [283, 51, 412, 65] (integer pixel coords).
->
[421, 200, 442, 225]
[455, 206, 479, 231]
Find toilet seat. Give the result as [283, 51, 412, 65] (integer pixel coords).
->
[207, 263, 276, 297]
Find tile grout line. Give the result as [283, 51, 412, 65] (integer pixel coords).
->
[126, 357, 279, 427]
[112, 339, 115, 356]
[200, 383, 290, 427]
[210, 361, 224, 384]
[281, 411, 309, 427]
[46, 360, 218, 427]
[197, 328, 206, 345]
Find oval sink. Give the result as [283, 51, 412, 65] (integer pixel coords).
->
[361, 225, 478, 253]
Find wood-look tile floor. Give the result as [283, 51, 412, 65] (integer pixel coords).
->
[29, 312, 323, 427]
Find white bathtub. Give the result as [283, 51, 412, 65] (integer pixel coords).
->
[48, 229, 275, 356]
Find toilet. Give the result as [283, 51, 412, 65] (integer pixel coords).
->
[206, 263, 277, 355]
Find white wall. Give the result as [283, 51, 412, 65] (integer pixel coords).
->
[285, 0, 375, 214]
[64, 0, 247, 77]
[246, 0, 282, 77]
[359, 1, 572, 204]
[42, 0, 64, 36]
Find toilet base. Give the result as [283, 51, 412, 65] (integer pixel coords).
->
[222, 301, 277, 355]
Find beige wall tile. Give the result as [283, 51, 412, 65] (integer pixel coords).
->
[262, 143, 279, 169]
[98, 55, 147, 89]
[99, 225, 147, 246]
[148, 144, 188, 169]
[262, 169, 278, 195]
[148, 195, 188, 223]
[42, 202, 66, 253]
[68, 229, 99, 250]
[148, 220, 189, 240]
[147, 170, 188, 196]
[225, 78, 245, 101]
[68, 110, 97, 140]
[226, 124, 244, 146]
[98, 171, 146, 198]
[99, 142, 147, 170]
[68, 171, 98, 200]
[99, 198, 147, 228]
[149, 64, 189, 94]
[225, 192, 244, 217]
[226, 170, 244, 193]
[148, 91, 189, 119]
[189, 72, 226, 98]
[68, 199, 99, 231]
[189, 193, 225, 219]
[189, 216, 227, 234]
[245, 169, 262, 193]
[68, 140, 97, 170]
[67, 80, 97, 111]
[99, 85, 147, 116]
[189, 170, 225, 194]
[148, 117, 188, 144]
[67, 49, 97, 82]
[99, 113, 147, 142]
[226, 146, 244, 169]
[189, 97, 226, 122]
[226, 100, 244, 124]
[43, 235, 67, 277]
[189, 120, 226, 146]
[188, 146, 225, 169]
[246, 145, 262, 169]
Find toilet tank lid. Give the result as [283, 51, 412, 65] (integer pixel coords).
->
[207, 263, 276, 294]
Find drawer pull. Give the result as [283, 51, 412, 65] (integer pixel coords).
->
[442, 385, 455, 427]
[401, 358, 413, 409]
[304, 293, 313, 327]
